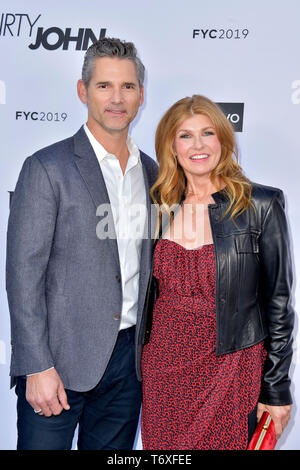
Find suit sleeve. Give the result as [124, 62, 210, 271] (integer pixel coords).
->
[6, 155, 58, 377]
[258, 190, 294, 405]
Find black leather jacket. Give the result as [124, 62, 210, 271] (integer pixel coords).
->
[143, 182, 294, 406]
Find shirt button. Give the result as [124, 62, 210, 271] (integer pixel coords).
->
[113, 314, 120, 321]
[220, 298, 226, 304]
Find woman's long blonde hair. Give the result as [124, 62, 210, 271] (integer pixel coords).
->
[151, 95, 253, 223]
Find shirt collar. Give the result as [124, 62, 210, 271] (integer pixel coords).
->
[84, 124, 141, 165]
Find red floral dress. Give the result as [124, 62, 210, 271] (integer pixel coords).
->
[141, 238, 266, 450]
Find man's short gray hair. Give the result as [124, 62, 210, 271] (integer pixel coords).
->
[82, 37, 145, 88]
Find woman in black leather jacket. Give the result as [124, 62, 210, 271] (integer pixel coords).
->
[140, 95, 294, 450]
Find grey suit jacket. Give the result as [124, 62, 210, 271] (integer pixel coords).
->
[6, 126, 158, 391]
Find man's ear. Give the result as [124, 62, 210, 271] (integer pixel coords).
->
[139, 85, 144, 107]
[77, 79, 88, 104]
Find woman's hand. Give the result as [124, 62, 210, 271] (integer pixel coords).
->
[257, 402, 292, 440]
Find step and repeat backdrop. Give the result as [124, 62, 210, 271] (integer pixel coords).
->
[0, 0, 299, 450]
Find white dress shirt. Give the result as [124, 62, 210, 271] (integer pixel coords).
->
[84, 124, 147, 330]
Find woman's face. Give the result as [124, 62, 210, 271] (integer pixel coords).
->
[173, 114, 222, 181]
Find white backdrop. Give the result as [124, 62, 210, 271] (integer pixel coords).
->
[0, 0, 299, 450]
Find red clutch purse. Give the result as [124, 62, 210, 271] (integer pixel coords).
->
[247, 411, 277, 450]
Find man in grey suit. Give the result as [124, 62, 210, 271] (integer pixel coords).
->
[6, 37, 158, 450]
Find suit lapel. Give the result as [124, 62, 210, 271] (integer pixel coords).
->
[73, 127, 156, 313]
[136, 157, 158, 324]
[140, 163, 153, 273]
[73, 127, 120, 269]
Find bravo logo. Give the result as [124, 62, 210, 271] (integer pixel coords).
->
[0, 12, 107, 50]
[216, 102, 244, 132]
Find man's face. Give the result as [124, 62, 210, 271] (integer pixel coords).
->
[78, 57, 144, 135]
